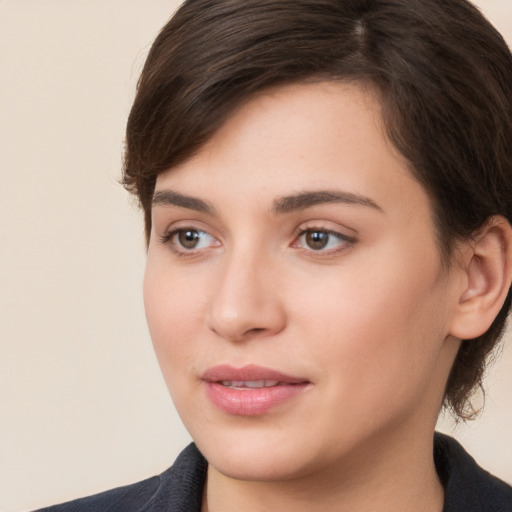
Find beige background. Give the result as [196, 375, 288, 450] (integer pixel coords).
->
[1, 1, 511, 511]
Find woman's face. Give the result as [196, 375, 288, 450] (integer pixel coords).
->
[144, 82, 462, 482]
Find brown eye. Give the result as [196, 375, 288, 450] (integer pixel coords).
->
[305, 231, 329, 250]
[295, 228, 353, 253]
[165, 228, 219, 253]
[178, 229, 201, 249]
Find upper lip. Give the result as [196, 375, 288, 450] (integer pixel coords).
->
[202, 364, 309, 384]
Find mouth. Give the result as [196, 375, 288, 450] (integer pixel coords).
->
[202, 365, 311, 416]
[202, 364, 308, 384]
[219, 380, 283, 389]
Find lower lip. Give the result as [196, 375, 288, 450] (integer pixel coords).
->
[204, 382, 309, 416]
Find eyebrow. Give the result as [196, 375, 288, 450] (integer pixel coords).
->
[152, 190, 215, 214]
[152, 188, 382, 216]
[271, 190, 383, 214]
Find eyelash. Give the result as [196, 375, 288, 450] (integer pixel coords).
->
[159, 225, 356, 257]
[293, 226, 356, 256]
[159, 228, 219, 257]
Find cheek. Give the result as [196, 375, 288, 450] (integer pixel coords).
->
[292, 256, 451, 406]
[143, 261, 207, 372]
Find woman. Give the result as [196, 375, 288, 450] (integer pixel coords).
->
[37, 0, 512, 510]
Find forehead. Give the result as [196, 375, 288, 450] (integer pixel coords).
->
[154, 82, 415, 201]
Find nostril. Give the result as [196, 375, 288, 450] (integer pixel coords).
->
[247, 327, 266, 335]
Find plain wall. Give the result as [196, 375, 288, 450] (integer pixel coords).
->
[1, 1, 511, 511]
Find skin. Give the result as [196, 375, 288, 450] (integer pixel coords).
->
[144, 82, 468, 512]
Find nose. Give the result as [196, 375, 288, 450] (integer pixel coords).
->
[206, 250, 286, 342]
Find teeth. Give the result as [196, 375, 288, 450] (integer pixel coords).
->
[220, 380, 280, 389]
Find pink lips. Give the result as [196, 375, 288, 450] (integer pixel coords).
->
[202, 364, 310, 416]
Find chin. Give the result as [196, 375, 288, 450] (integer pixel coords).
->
[202, 441, 316, 482]
[189, 415, 345, 483]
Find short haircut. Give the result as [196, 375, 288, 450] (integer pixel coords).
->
[123, 0, 512, 419]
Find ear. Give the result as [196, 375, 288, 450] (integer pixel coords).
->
[449, 216, 512, 340]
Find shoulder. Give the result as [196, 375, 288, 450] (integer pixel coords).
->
[33, 475, 161, 512]
[34, 443, 208, 512]
[434, 432, 512, 512]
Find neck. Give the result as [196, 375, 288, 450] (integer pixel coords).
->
[202, 429, 444, 512]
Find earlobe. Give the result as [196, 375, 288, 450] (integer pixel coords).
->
[450, 216, 512, 340]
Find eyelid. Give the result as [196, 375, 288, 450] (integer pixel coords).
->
[157, 218, 220, 242]
[159, 224, 221, 257]
[293, 221, 356, 240]
[292, 222, 357, 255]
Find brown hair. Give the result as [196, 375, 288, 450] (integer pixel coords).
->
[123, 0, 512, 419]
